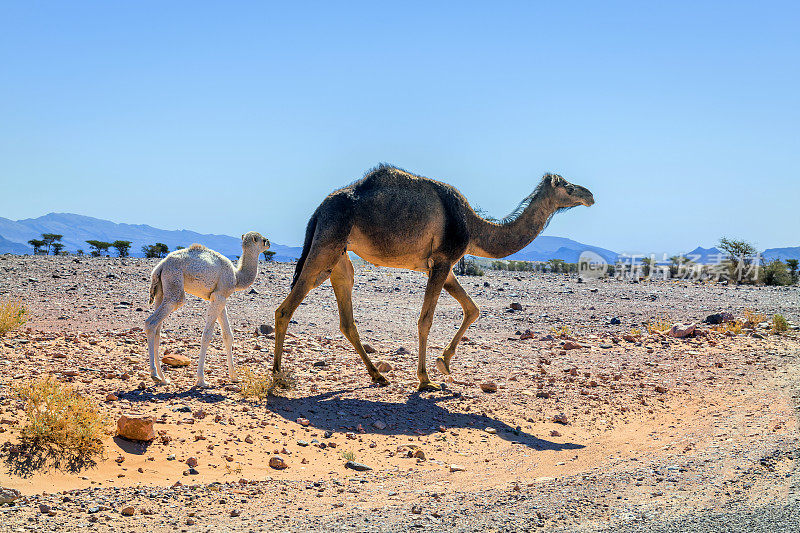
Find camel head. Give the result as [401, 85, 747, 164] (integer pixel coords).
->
[241, 231, 270, 253]
[545, 173, 595, 209]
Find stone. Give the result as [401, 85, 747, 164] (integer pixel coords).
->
[509, 302, 523, 311]
[105, 393, 118, 402]
[705, 312, 734, 325]
[161, 353, 191, 367]
[552, 413, 569, 425]
[655, 385, 668, 393]
[186, 457, 198, 467]
[312, 360, 327, 367]
[297, 440, 309, 447]
[345, 461, 372, 471]
[117, 414, 155, 441]
[668, 323, 696, 338]
[373, 420, 387, 430]
[610, 317, 621, 325]
[376, 361, 392, 373]
[121, 506, 135, 516]
[395, 347, 410, 355]
[479, 382, 497, 393]
[485, 427, 497, 434]
[519, 329, 535, 340]
[450, 464, 466, 472]
[258, 324, 275, 335]
[562, 341, 582, 350]
[297, 417, 311, 427]
[269, 456, 288, 469]
[0, 487, 21, 504]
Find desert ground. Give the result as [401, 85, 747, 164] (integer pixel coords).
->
[0, 255, 799, 532]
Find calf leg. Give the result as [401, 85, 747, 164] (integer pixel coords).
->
[196, 295, 225, 388]
[217, 306, 237, 381]
[144, 292, 183, 384]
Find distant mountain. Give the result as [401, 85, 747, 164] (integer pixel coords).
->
[683, 246, 724, 264]
[0, 234, 31, 255]
[503, 236, 618, 263]
[762, 247, 800, 262]
[0, 213, 302, 261]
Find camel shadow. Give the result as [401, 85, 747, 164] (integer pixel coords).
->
[267, 389, 584, 451]
[118, 387, 227, 404]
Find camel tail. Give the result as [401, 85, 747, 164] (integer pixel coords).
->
[149, 263, 164, 305]
[291, 214, 318, 289]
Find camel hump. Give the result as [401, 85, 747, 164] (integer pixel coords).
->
[188, 243, 205, 251]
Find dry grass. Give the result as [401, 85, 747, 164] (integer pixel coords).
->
[713, 321, 743, 335]
[239, 368, 296, 401]
[646, 315, 673, 335]
[629, 327, 643, 337]
[773, 314, 788, 333]
[0, 297, 27, 336]
[743, 308, 766, 328]
[341, 450, 357, 461]
[11, 376, 108, 468]
[550, 325, 573, 338]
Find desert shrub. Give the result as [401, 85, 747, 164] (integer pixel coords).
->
[761, 260, 792, 286]
[0, 297, 27, 335]
[743, 308, 766, 328]
[14, 376, 108, 461]
[713, 321, 743, 335]
[629, 327, 643, 337]
[454, 257, 484, 276]
[550, 325, 573, 338]
[240, 368, 295, 400]
[646, 315, 672, 335]
[773, 314, 788, 333]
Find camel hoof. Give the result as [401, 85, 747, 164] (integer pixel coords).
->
[152, 374, 170, 385]
[417, 381, 441, 392]
[194, 381, 212, 389]
[372, 374, 390, 387]
[228, 373, 239, 383]
[435, 357, 451, 375]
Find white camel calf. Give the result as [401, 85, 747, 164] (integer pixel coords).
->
[145, 232, 270, 387]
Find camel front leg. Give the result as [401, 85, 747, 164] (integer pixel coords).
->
[416, 263, 451, 391]
[436, 271, 480, 376]
[330, 254, 388, 386]
[217, 306, 236, 382]
[196, 297, 225, 388]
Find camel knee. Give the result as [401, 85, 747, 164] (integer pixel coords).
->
[465, 305, 480, 324]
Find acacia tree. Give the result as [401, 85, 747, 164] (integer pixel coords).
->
[112, 240, 132, 257]
[718, 237, 759, 283]
[41, 233, 63, 255]
[786, 259, 799, 284]
[52, 243, 65, 255]
[86, 240, 112, 257]
[142, 243, 169, 258]
[263, 250, 276, 262]
[27, 239, 45, 255]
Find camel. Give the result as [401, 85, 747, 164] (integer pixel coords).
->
[273, 164, 594, 391]
[145, 232, 270, 387]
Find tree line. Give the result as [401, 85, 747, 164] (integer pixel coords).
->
[25, 233, 277, 261]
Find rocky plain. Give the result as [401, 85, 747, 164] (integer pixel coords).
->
[0, 254, 799, 532]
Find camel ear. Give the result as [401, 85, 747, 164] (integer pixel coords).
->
[550, 174, 564, 187]
[252, 235, 258, 243]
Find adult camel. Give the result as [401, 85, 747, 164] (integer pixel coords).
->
[273, 164, 595, 391]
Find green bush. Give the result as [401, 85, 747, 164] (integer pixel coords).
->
[762, 260, 792, 286]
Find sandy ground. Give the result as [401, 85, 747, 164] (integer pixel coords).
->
[0, 255, 799, 531]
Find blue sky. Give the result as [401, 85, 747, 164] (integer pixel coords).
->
[1, 1, 798, 254]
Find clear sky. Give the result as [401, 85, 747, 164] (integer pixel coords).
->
[1, 1, 798, 255]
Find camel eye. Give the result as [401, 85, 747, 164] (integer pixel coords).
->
[566, 185, 575, 195]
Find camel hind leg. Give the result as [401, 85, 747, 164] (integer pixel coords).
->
[436, 271, 479, 376]
[416, 262, 451, 391]
[196, 295, 226, 388]
[144, 272, 185, 384]
[217, 306, 236, 381]
[330, 253, 388, 386]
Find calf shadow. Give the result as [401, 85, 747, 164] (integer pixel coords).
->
[267, 389, 584, 451]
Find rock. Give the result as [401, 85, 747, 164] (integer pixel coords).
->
[509, 302, 523, 311]
[622, 334, 638, 343]
[395, 347, 410, 355]
[117, 414, 155, 441]
[610, 317, 621, 325]
[297, 440, 309, 447]
[230, 509, 241, 517]
[479, 382, 497, 393]
[550, 430, 562, 437]
[186, 457, 198, 467]
[105, 393, 118, 402]
[186, 518, 196, 525]
[312, 360, 327, 367]
[121, 506, 135, 516]
[668, 323, 696, 338]
[0, 487, 21, 504]
[705, 312, 734, 325]
[412, 449, 426, 460]
[411, 504, 422, 514]
[552, 413, 569, 425]
[247, 288, 258, 295]
[258, 324, 275, 335]
[269, 456, 288, 469]
[161, 353, 190, 367]
[485, 427, 497, 434]
[450, 464, 466, 472]
[519, 329, 535, 340]
[39, 504, 51, 514]
[376, 361, 392, 373]
[297, 417, 311, 427]
[655, 385, 668, 393]
[363, 344, 377, 354]
[373, 420, 387, 430]
[345, 461, 372, 471]
[562, 341, 582, 350]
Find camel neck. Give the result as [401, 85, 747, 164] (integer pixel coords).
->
[466, 192, 558, 259]
[235, 249, 260, 290]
